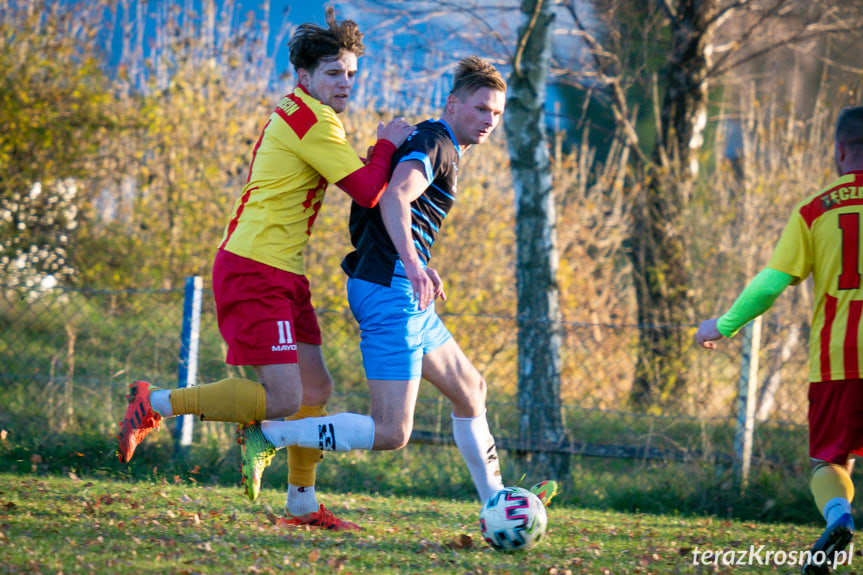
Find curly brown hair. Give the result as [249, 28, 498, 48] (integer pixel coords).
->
[288, 7, 364, 73]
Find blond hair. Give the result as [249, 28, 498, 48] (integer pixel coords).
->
[450, 56, 507, 98]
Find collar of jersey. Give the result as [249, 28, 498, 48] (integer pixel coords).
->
[429, 118, 462, 159]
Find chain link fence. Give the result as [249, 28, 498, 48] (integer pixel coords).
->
[0, 281, 811, 484]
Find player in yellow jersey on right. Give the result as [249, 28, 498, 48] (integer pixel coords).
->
[696, 106, 863, 574]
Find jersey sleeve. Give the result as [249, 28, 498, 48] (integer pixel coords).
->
[293, 108, 365, 184]
[334, 139, 397, 208]
[396, 129, 443, 185]
[716, 268, 794, 337]
[766, 208, 813, 285]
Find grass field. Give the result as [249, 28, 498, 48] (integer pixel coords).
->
[0, 472, 843, 574]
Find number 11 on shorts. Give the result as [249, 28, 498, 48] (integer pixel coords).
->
[277, 320, 294, 345]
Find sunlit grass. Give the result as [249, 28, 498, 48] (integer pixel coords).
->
[0, 473, 830, 574]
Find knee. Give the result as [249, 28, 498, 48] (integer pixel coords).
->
[304, 376, 334, 406]
[372, 420, 413, 451]
[266, 387, 302, 420]
[475, 375, 488, 402]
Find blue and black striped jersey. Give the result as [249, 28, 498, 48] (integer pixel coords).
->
[341, 119, 462, 286]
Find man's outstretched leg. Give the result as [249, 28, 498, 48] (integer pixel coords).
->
[239, 377, 419, 501]
[118, 376, 269, 463]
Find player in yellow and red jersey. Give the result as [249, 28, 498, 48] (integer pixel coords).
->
[696, 106, 863, 574]
[117, 8, 412, 531]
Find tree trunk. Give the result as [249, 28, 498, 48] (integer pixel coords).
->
[505, 0, 568, 478]
[629, 0, 718, 410]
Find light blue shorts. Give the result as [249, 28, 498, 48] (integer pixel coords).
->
[347, 266, 452, 381]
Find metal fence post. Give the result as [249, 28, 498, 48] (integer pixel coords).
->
[176, 276, 203, 455]
[734, 315, 762, 489]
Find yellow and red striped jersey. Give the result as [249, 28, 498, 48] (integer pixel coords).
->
[768, 170, 863, 381]
[219, 85, 364, 275]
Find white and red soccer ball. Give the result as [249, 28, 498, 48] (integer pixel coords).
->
[479, 486, 548, 552]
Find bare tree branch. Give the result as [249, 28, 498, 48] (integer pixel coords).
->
[710, 16, 863, 79]
[564, 0, 650, 165]
[709, 0, 755, 29]
[705, 0, 789, 79]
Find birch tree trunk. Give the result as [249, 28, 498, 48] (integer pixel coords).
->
[505, 0, 568, 477]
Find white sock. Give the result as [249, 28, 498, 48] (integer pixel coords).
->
[452, 411, 504, 502]
[261, 413, 375, 452]
[824, 497, 852, 525]
[286, 485, 318, 517]
[150, 389, 173, 418]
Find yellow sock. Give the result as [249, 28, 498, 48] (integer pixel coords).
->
[810, 462, 855, 518]
[170, 377, 267, 423]
[287, 403, 327, 487]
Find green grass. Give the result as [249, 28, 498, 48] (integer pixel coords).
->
[0, 472, 838, 574]
[0, 422, 828, 526]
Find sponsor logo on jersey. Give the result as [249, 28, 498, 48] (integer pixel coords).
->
[275, 92, 317, 139]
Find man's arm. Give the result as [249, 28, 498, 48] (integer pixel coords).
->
[695, 267, 794, 349]
[334, 119, 412, 208]
[379, 160, 438, 310]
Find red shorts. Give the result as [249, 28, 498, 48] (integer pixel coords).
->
[808, 379, 863, 464]
[212, 249, 322, 366]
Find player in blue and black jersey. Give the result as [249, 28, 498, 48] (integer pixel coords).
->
[240, 56, 558, 516]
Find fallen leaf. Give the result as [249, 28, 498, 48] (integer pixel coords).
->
[263, 504, 279, 525]
[445, 534, 474, 550]
[327, 555, 347, 570]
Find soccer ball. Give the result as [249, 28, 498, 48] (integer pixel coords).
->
[479, 487, 547, 552]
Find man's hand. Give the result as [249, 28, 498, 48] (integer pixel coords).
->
[403, 259, 435, 311]
[377, 117, 413, 148]
[695, 318, 724, 350]
[426, 267, 447, 302]
[363, 118, 413, 164]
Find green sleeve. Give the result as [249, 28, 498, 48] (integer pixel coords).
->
[716, 268, 794, 338]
